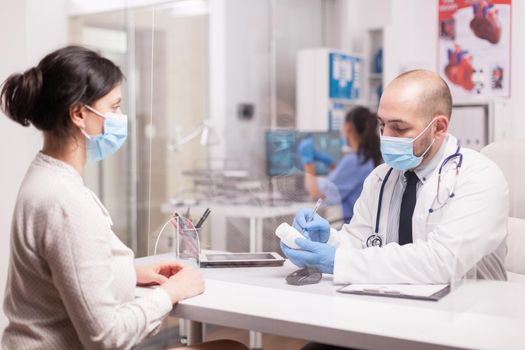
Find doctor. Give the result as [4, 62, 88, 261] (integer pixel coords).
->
[281, 69, 509, 284]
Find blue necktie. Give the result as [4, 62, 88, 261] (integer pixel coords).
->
[399, 171, 419, 245]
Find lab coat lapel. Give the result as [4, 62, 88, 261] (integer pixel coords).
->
[413, 134, 459, 240]
[377, 167, 399, 239]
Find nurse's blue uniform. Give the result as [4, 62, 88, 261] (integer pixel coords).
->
[318, 152, 375, 222]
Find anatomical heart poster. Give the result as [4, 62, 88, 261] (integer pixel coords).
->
[438, 0, 511, 99]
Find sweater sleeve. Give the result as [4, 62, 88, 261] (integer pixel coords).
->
[43, 196, 173, 350]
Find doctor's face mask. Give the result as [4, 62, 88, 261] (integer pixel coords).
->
[380, 118, 437, 171]
[80, 105, 128, 161]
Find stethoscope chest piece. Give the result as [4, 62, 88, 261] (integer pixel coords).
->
[366, 234, 383, 248]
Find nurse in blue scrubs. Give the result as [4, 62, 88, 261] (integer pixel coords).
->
[299, 107, 381, 223]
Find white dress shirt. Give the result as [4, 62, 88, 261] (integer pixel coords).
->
[385, 138, 447, 243]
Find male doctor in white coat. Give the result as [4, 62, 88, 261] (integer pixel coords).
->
[281, 69, 509, 285]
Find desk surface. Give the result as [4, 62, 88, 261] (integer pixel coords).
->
[138, 254, 525, 350]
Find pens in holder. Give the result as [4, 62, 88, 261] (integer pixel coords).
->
[169, 212, 180, 230]
[175, 213, 185, 228]
[174, 213, 193, 232]
[195, 208, 211, 229]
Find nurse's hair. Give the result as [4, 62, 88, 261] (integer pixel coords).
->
[0, 45, 123, 137]
[345, 106, 382, 167]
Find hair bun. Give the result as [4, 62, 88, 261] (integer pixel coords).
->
[1, 66, 43, 127]
[25, 66, 42, 83]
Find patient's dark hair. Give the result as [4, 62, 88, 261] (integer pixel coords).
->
[346, 106, 382, 167]
[1, 45, 123, 137]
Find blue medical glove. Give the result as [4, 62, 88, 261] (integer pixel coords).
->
[298, 138, 315, 165]
[281, 239, 335, 274]
[280, 241, 304, 267]
[292, 208, 330, 243]
[312, 150, 334, 167]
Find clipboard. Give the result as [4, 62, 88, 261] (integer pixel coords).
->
[337, 284, 451, 302]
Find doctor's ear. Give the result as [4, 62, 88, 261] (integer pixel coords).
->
[434, 115, 449, 139]
[69, 104, 86, 129]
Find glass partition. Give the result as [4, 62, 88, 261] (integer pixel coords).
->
[70, 1, 210, 257]
[70, 0, 359, 260]
[70, 9, 135, 249]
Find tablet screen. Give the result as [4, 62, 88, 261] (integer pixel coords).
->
[206, 253, 275, 261]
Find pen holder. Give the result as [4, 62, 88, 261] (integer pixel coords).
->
[174, 215, 201, 267]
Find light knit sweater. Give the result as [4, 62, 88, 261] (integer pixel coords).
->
[2, 152, 173, 350]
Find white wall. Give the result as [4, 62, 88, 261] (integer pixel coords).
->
[383, 0, 437, 84]
[509, 0, 525, 138]
[342, 0, 391, 53]
[0, 0, 67, 334]
[223, 0, 271, 179]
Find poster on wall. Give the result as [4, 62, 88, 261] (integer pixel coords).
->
[438, 0, 511, 100]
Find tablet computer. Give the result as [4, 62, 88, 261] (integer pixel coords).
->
[199, 252, 285, 268]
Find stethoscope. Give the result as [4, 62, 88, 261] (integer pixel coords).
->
[366, 144, 463, 248]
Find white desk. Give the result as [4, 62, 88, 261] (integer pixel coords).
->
[137, 254, 525, 350]
[161, 200, 330, 349]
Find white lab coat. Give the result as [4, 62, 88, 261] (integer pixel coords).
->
[327, 134, 509, 284]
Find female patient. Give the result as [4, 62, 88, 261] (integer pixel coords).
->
[1, 46, 245, 350]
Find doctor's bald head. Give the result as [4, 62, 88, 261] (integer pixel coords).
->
[378, 69, 452, 127]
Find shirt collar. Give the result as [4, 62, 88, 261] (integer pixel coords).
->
[409, 136, 448, 183]
[34, 151, 84, 186]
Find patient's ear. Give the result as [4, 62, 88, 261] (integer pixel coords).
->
[70, 104, 86, 129]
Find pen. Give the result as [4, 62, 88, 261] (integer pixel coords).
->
[307, 198, 323, 223]
[175, 213, 189, 230]
[195, 208, 211, 229]
[301, 198, 323, 236]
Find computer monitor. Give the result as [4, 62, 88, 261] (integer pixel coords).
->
[265, 130, 343, 176]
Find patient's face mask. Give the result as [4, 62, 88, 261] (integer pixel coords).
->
[380, 118, 437, 171]
[81, 105, 128, 161]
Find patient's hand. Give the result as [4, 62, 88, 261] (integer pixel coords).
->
[135, 262, 184, 286]
[160, 265, 205, 303]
